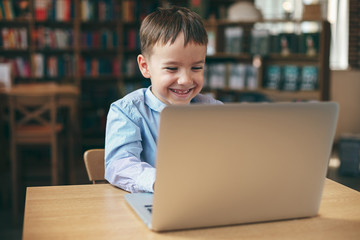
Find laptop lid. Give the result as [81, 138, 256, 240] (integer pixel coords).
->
[149, 102, 338, 231]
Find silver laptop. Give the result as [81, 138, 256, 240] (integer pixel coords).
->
[125, 102, 339, 232]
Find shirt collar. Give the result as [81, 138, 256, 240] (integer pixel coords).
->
[145, 86, 167, 112]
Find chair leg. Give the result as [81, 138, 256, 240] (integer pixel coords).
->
[51, 136, 58, 185]
[10, 141, 19, 225]
[58, 135, 64, 184]
[68, 128, 76, 184]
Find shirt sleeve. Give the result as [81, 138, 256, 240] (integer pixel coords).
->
[104, 102, 156, 193]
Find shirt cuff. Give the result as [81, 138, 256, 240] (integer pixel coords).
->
[135, 167, 156, 192]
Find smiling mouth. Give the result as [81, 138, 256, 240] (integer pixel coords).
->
[170, 88, 193, 95]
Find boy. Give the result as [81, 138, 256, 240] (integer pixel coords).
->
[105, 6, 222, 193]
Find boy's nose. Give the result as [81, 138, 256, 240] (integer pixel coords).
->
[178, 72, 192, 85]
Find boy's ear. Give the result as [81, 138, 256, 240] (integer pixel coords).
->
[137, 54, 151, 78]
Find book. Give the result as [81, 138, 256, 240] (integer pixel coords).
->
[0, 1, 5, 19]
[250, 29, 270, 56]
[44, 54, 75, 78]
[1, 28, 9, 48]
[299, 32, 319, 56]
[122, 0, 135, 22]
[2, 0, 15, 20]
[19, 28, 27, 49]
[81, 57, 117, 77]
[34, 0, 48, 21]
[46, 56, 57, 77]
[14, 57, 30, 78]
[264, 65, 281, 90]
[300, 66, 318, 90]
[224, 26, 243, 54]
[206, 28, 216, 56]
[0, 63, 12, 88]
[33, 53, 44, 78]
[203, 64, 209, 87]
[122, 56, 138, 77]
[1, 28, 28, 49]
[208, 63, 226, 89]
[246, 65, 258, 90]
[228, 63, 246, 90]
[279, 33, 299, 56]
[282, 65, 300, 91]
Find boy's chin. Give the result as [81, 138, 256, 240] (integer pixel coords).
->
[172, 101, 191, 105]
[167, 98, 193, 105]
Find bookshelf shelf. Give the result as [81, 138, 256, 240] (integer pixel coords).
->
[204, 18, 330, 102]
[0, 19, 29, 26]
[80, 49, 118, 54]
[81, 75, 119, 81]
[267, 54, 319, 62]
[80, 21, 118, 26]
[207, 53, 253, 61]
[33, 20, 74, 25]
[0, 48, 29, 52]
[34, 48, 74, 52]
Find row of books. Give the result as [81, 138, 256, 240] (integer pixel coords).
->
[33, 27, 73, 49]
[264, 65, 318, 91]
[0, 0, 15, 20]
[220, 26, 319, 56]
[0, 0, 29, 20]
[0, 57, 31, 78]
[35, 0, 74, 21]
[1, 0, 160, 22]
[122, 55, 141, 78]
[204, 63, 258, 90]
[3, 55, 136, 79]
[123, 28, 140, 50]
[0, 28, 28, 49]
[32, 53, 75, 78]
[81, 30, 117, 49]
[1, 26, 130, 50]
[81, 0, 117, 21]
[79, 57, 120, 77]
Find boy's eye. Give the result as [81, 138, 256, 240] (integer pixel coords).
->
[192, 66, 203, 70]
[166, 67, 178, 71]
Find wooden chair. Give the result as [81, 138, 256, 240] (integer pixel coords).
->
[83, 149, 106, 184]
[9, 92, 63, 224]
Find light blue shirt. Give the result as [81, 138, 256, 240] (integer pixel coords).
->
[105, 87, 222, 193]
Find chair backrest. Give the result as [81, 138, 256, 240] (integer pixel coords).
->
[83, 149, 106, 184]
[8, 93, 60, 143]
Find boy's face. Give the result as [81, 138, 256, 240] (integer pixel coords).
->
[137, 33, 206, 105]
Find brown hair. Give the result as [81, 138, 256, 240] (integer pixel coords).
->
[139, 6, 208, 57]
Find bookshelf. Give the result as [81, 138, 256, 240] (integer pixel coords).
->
[0, 0, 161, 148]
[204, 19, 331, 102]
[0, 0, 77, 84]
[1, 0, 331, 148]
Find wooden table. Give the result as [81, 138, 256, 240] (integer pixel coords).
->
[0, 83, 80, 184]
[22, 179, 360, 240]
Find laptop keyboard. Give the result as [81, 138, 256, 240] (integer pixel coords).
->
[145, 204, 153, 214]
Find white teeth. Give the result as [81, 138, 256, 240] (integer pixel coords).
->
[172, 89, 190, 94]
